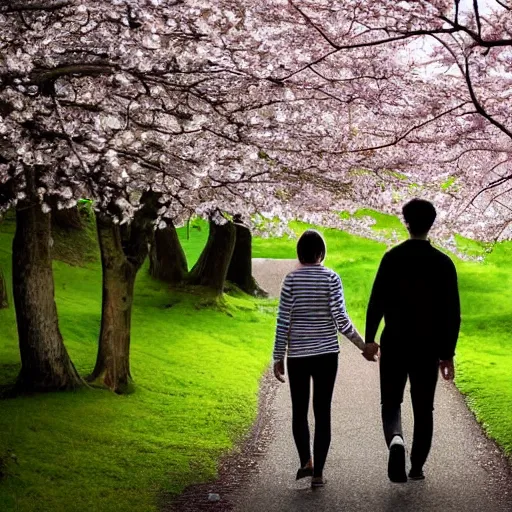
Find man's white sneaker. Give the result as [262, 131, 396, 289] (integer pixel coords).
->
[388, 436, 407, 483]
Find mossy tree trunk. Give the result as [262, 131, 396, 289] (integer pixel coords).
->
[226, 220, 267, 297]
[89, 192, 160, 394]
[0, 266, 8, 309]
[12, 168, 82, 391]
[89, 216, 136, 394]
[149, 221, 187, 284]
[51, 205, 83, 230]
[188, 213, 236, 296]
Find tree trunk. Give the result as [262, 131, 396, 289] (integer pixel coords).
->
[0, 266, 8, 309]
[12, 196, 82, 391]
[0, 215, 5, 308]
[227, 221, 268, 297]
[88, 216, 136, 394]
[149, 222, 187, 284]
[51, 205, 83, 230]
[89, 192, 160, 394]
[188, 217, 236, 296]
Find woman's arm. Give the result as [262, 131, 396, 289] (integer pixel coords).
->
[273, 273, 293, 362]
[329, 272, 365, 350]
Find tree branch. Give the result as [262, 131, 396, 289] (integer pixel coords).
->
[494, 0, 511, 11]
[469, 173, 512, 206]
[439, 14, 512, 47]
[32, 64, 115, 84]
[473, 0, 482, 38]
[463, 55, 512, 140]
[345, 102, 470, 154]
[1, 1, 72, 13]
[288, 0, 340, 49]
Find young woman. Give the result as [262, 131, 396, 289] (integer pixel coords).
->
[273, 229, 366, 488]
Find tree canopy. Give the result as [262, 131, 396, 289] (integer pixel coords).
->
[1, 0, 510, 240]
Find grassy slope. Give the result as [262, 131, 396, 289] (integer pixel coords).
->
[0, 211, 510, 512]
[253, 212, 512, 456]
[0, 217, 275, 512]
[454, 242, 512, 453]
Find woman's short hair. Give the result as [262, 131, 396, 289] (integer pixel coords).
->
[297, 229, 326, 264]
[402, 199, 437, 236]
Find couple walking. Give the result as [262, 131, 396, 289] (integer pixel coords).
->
[272, 199, 461, 488]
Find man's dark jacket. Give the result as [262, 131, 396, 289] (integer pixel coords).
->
[365, 239, 461, 360]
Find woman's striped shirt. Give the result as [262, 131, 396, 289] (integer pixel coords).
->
[273, 265, 356, 361]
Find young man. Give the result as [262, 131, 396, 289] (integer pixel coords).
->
[363, 199, 461, 482]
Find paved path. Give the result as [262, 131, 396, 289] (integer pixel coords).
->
[234, 259, 512, 512]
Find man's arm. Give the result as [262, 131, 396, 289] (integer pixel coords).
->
[438, 259, 461, 361]
[365, 252, 390, 345]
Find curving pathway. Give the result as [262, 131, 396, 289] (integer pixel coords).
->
[228, 259, 512, 512]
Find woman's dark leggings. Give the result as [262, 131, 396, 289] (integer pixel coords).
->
[287, 353, 338, 477]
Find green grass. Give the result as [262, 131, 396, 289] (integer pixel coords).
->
[338, 208, 409, 239]
[0, 218, 276, 512]
[452, 242, 512, 454]
[0, 208, 511, 512]
[453, 234, 494, 259]
[176, 218, 209, 268]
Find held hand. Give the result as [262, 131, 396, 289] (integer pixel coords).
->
[273, 360, 285, 383]
[439, 359, 455, 381]
[362, 342, 379, 362]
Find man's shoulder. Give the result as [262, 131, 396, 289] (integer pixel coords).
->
[385, 240, 454, 263]
[383, 241, 407, 258]
[430, 245, 456, 269]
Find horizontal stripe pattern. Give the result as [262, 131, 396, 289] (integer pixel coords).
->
[273, 265, 355, 361]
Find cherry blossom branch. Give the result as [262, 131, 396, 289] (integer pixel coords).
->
[494, 0, 511, 11]
[427, 33, 512, 142]
[491, 219, 511, 242]
[34, 65, 115, 83]
[51, 95, 95, 195]
[277, 30, 456, 81]
[288, 1, 339, 49]
[438, 15, 512, 47]
[488, 187, 512, 208]
[469, 173, 512, 205]
[344, 102, 471, 154]
[438, 147, 512, 165]
[463, 56, 512, 140]
[1, 1, 72, 13]
[279, 4, 511, 88]
[206, 171, 275, 189]
[473, 0, 482, 39]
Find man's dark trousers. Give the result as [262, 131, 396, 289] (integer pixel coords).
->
[380, 346, 439, 470]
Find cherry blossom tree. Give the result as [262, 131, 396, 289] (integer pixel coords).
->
[0, 0, 287, 391]
[192, 0, 512, 240]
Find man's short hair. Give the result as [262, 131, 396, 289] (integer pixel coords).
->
[297, 229, 326, 264]
[402, 199, 437, 236]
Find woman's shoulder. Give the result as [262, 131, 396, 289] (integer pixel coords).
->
[287, 264, 337, 279]
[324, 267, 341, 283]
